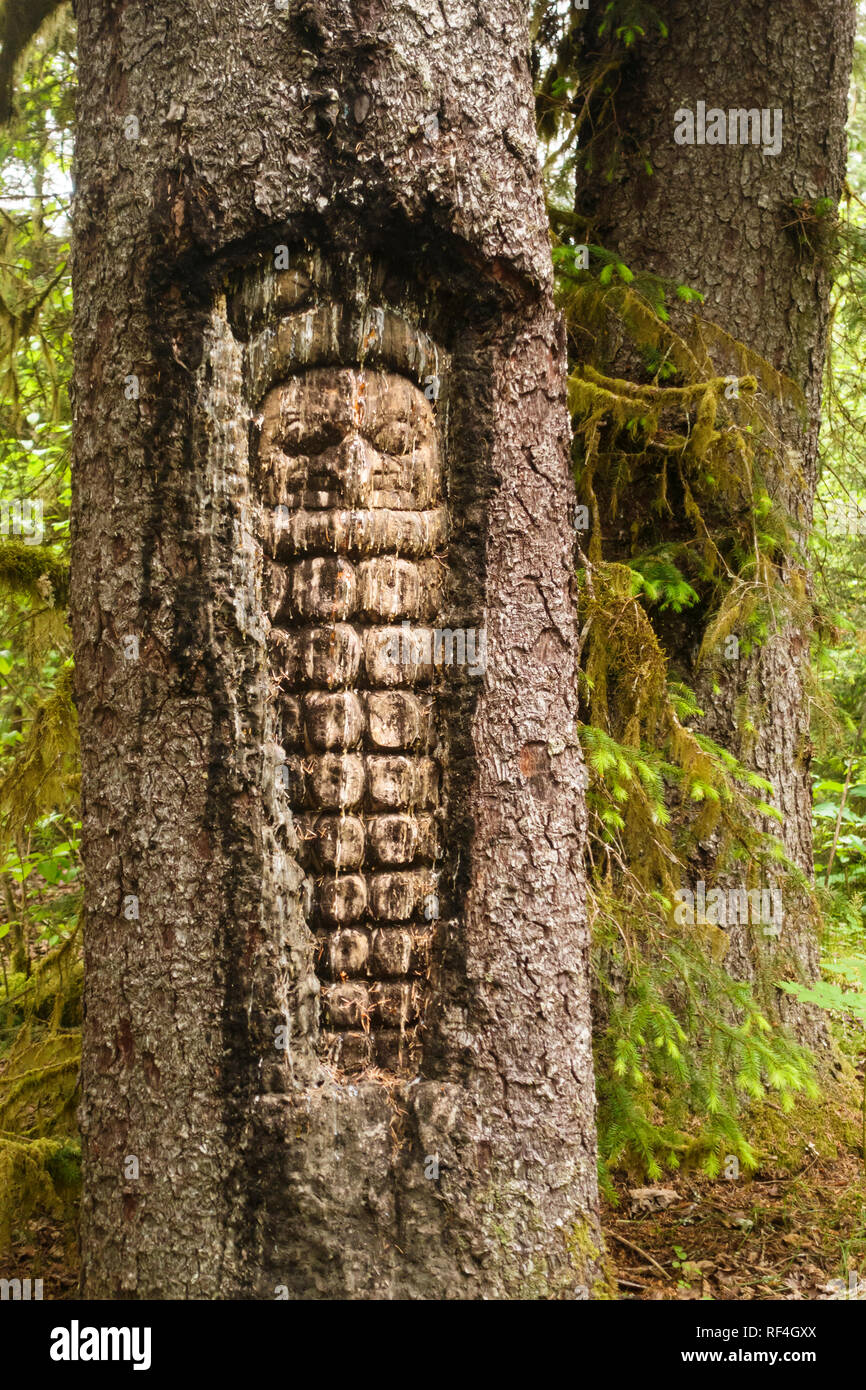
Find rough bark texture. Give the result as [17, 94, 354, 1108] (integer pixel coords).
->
[574, 0, 854, 1047]
[72, 0, 604, 1298]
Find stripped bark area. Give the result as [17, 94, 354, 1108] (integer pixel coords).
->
[255, 297, 451, 1072]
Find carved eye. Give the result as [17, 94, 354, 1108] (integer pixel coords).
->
[279, 419, 345, 456]
[372, 421, 417, 456]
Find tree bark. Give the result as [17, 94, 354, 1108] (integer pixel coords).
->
[72, 0, 604, 1298]
[573, 0, 854, 1048]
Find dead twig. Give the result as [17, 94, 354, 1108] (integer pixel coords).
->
[607, 1229, 669, 1279]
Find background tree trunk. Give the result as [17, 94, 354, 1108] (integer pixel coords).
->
[574, 0, 854, 1048]
[72, 0, 604, 1298]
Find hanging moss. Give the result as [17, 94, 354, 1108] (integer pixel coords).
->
[0, 927, 82, 1253]
[0, 661, 78, 836]
[0, 537, 69, 606]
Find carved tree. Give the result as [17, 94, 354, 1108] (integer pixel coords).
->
[72, 1, 604, 1297]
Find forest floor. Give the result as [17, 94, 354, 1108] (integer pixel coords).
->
[0, 1212, 78, 1300]
[606, 1150, 866, 1300]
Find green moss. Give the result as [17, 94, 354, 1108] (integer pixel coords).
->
[0, 928, 82, 1256]
[742, 1079, 863, 1173]
[0, 537, 69, 606]
[566, 1216, 618, 1300]
[0, 1135, 80, 1250]
[0, 661, 78, 836]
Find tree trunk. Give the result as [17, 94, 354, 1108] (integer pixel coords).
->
[573, 0, 854, 1048]
[72, 0, 604, 1298]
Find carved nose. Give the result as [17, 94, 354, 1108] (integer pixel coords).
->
[332, 431, 376, 502]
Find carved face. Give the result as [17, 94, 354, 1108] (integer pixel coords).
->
[259, 368, 440, 511]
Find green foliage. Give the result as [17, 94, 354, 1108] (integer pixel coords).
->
[0, 662, 77, 836]
[0, 11, 79, 1254]
[629, 557, 700, 613]
[582, 694, 816, 1179]
[781, 955, 866, 1022]
[781, 957, 866, 1170]
[532, 0, 668, 209]
[597, 912, 818, 1180]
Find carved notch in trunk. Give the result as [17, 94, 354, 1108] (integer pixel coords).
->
[259, 360, 449, 1074]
